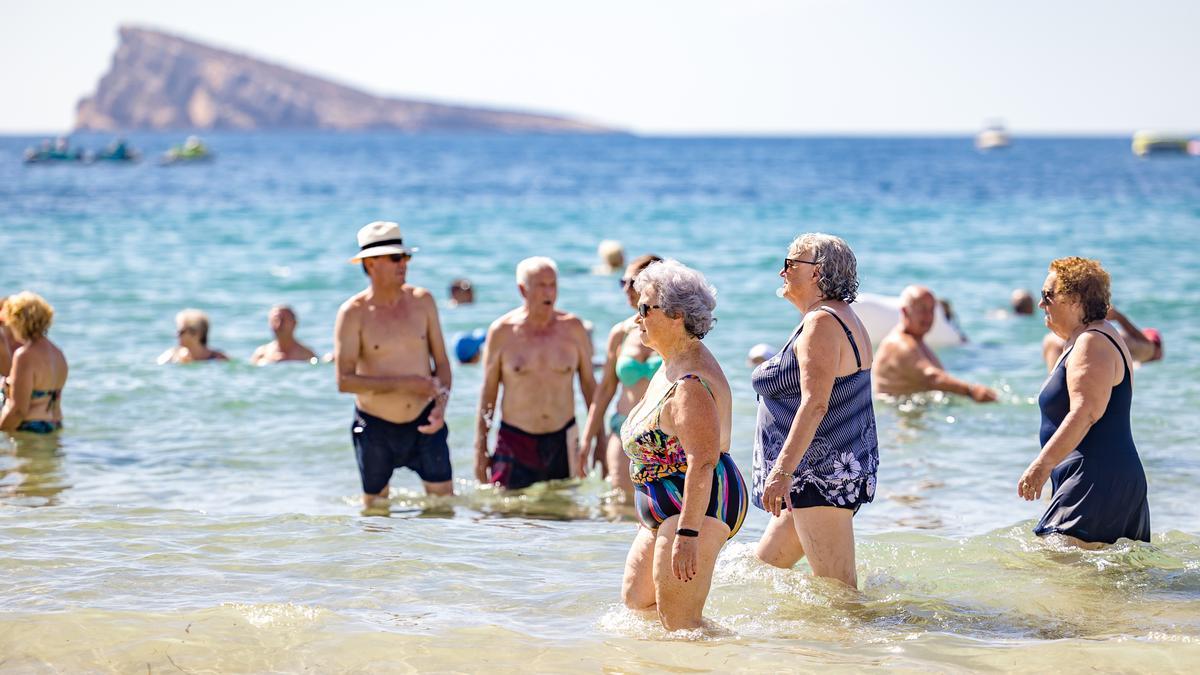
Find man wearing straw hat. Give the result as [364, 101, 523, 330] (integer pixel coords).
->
[335, 221, 454, 510]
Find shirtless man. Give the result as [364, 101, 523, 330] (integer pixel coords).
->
[251, 305, 318, 365]
[873, 285, 997, 401]
[335, 221, 453, 509]
[474, 257, 596, 489]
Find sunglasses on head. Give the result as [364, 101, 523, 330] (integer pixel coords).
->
[783, 257, 818, 271]
[637, 303, 662, 318]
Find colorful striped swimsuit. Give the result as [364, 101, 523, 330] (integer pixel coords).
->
[621, 374, 748, 538]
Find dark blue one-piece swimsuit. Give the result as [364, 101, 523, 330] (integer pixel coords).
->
[1035, 329, 1150, 544]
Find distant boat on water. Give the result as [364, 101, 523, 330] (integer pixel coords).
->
[1131, 131, 1193, 157]
[975, 121, 1011, 151]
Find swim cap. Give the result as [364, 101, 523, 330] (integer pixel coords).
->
[453, 328, 487, 363]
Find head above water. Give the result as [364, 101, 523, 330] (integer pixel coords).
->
[900, 285, 937, 336]
[781, 233, 859, 306]
[268, 305, 297, 335]
[449, 278, 474, 305]
[5, 291, 54, 341]
[633, 259, 717, 341]
[597, 240, 625, 271]
[175, 308, 210, 347]
[1010, 289, 1035, 315]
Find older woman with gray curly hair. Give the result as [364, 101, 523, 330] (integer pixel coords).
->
[752, 233, 879, 588]
[619, 259, 747, 631]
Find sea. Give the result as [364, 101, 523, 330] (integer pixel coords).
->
[1, 133, 1198, 672]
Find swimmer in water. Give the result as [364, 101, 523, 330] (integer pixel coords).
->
[250, 305, 318, 365]
[872, 286, 997, 401]
[158, 309, 229, 364]
[474, 256, 595, 489]
[595, 240, 625, 275]
[1042, 304, 1163, 371]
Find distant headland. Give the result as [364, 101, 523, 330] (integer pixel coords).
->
[75, 26, 618, 134]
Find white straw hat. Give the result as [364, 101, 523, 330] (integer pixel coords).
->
[348, 221, 419, 262]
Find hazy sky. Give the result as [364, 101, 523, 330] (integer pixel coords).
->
[2, 0, 1197, 134]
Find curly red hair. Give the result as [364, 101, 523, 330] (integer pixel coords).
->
[1049, 257, 1110, 324]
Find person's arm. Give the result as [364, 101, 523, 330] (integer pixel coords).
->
[0, 328, 12, 377]
[664, 377, 721, 581]
[1019, 333, 1117, 500]
[0, 349, 31, 431]
[568, 318, 598, 478]
[249, 344, 267, 365]
[333, 300, 435, 396]
[420, 292, 452, 433]
[759, 312, 840, 515]
[1106, 307, 1155, 363]
[474, 323, 504, 483]
[916, 359, 997, 402]
[578, 323, 624, 476]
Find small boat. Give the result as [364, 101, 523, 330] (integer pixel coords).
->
[22, 138, 85, 164]
[975, 121, 1010, 151]
[1132, 131, 1191, 156]
[94, 139, 141, 162]
[161, 136, 213, 164]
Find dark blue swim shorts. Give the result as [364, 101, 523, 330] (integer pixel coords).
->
[351, 403, 452, 494]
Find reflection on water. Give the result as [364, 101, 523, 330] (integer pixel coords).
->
[0, 432, 68, 506]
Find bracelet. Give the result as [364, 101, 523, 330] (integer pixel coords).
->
[675, 528, 699, 538]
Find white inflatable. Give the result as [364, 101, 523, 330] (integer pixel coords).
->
[851, 292, 967, 350]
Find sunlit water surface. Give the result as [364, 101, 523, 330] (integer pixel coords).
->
[2, 134, 1198, 672]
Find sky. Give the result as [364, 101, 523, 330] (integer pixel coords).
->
[2, 0, 1197, 135]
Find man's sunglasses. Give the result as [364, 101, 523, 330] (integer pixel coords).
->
[637, 303, 662, 318]
[1040, 288, 1056, 304]
[386, 253, 412, 263]
[783, 257, 818, 270]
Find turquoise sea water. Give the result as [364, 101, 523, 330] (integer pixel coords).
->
[2, 133, 1198, 671]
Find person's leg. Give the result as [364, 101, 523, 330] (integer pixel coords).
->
[1061, 534, 1105, 550]
[755, 511, 806, 568]
[622, 526, 658, 611]
[652, 515, 730, 631]
[412, 407, 455, 497]
[791, 506, 858, 587]
[353, 409, 394, 511]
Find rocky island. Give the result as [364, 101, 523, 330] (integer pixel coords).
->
[75, 26, 616, 133]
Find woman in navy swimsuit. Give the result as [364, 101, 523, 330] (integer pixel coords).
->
[1019, 257, 1150, 547]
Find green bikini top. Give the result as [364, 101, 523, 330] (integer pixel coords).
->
[615, 352, 662, 387]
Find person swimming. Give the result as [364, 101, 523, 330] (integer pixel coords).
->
[0, 292, 68, 435]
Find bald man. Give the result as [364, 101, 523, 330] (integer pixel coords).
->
[872, 286, 997, 401]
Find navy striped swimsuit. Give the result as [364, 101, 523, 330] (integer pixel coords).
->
[751, 307, 879, 512]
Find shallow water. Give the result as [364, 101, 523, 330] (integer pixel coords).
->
[2, 134, 1198, 671]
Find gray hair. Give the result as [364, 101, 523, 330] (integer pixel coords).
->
[515, 256, 558, 286]
[788, 233, 859, 303]
[633, 259, 718, 339]
[175, 308, 210, 346]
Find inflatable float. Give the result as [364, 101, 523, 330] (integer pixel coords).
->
[851, 292, 967, 350]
